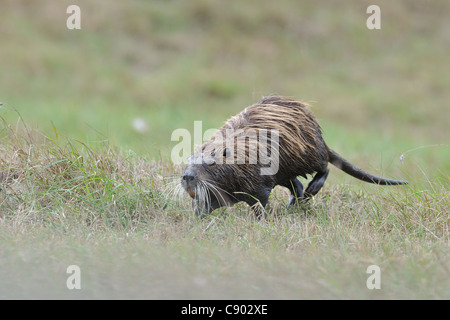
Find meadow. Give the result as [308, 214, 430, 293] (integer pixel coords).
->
[0, 0, 449, 299]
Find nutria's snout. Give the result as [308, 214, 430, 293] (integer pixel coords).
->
[181, 167, 198, 199]
[182, 172, 195, 182]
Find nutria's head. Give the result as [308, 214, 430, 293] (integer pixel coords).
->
[181, 141, 238, 218]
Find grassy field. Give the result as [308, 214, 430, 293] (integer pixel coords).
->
[0, 0, 449, 299]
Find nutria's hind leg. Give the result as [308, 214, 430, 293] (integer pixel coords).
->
[282, 178, 304, 206]
[304, 167, 329, 200]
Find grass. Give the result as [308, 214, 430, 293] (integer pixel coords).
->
[0, 0, 449, 299]
[0, 121, 448, 299]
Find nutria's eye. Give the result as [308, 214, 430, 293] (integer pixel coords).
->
[223, 148, 230, 157]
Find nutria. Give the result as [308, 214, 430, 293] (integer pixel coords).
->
[181, 96, 407, 218]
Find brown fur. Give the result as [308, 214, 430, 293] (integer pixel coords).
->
[181, 96, 407, 218]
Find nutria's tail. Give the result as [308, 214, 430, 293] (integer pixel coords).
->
[327, 147, 408, 185]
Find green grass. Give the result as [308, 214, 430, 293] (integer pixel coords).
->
[0, 0, 449, 299]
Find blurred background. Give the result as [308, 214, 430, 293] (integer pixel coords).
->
[0, 0, 448, 184]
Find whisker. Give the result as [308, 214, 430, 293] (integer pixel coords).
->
[162, 179, 179, 196]
[202, 178, 233, 195]
[162, 177, 189, 205]
[195, 181, 206, 213]
[200, 181, 212, 213]
[203, 180, 230, 206]
[202, 179, 236, 203]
